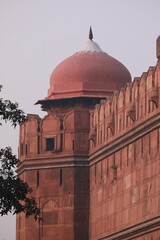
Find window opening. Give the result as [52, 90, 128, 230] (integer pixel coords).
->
[46, 138, 54, 151]
[72, 140, 74, 150]
[38, 136, 40, 154]
[100, 130, 102, 143]
[37, 171, 39, 188]
[119, 118, 121, 131]
[60, 169, 62, 187]
[25, 144, 28, 155]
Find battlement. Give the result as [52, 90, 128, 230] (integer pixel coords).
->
[88, 60, 160, 240]
[89, 61, 160, 153]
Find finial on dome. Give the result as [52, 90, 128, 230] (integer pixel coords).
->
[89, 26, 93, 40]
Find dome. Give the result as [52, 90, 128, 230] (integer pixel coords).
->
[46, 30, 131, 101]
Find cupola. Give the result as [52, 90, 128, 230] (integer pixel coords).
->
[37, 28, 131, 106]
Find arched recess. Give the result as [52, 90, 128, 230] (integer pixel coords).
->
[89, 127, 97, 148]
[41, 198, 59, 239]
[126, 115, 134, 127]
[89, 138, 95, 149]
[149, 100, 158, 112]
[106, 126, 114, 140]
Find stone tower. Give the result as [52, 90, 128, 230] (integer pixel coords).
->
[16, 30, 131, 240]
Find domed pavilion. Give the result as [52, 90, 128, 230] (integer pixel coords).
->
[37, 27, 131, 109]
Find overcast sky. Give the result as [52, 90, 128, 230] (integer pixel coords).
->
[0, 0, 160, 239]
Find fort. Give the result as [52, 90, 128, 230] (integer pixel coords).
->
[16, 31, 160, 240]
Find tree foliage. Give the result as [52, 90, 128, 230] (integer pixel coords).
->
[0, 85, 40, 220]
[0, 85, 26, 127]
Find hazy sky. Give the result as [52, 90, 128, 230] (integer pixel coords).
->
[0, 0, 160, 239]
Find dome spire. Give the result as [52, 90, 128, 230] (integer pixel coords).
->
[89, 26, 93, 40]
[79, 27, 104, 53]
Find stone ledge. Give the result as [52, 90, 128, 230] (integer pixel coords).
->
[97, 215, 160, 240]
[89, 112, 160, 165]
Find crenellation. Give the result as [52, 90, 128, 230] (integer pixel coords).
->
[90, 62, 160, 153]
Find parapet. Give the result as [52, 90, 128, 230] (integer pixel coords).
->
[89, 61, 160, 151]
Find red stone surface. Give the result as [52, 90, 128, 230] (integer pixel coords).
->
[16, 39, 160, 240]
[17, 103, 91, 240]
[88, 60, 160, 240]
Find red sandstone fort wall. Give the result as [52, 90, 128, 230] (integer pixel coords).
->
[89, 62, 160, 239]
[17, 59, 160, 239]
